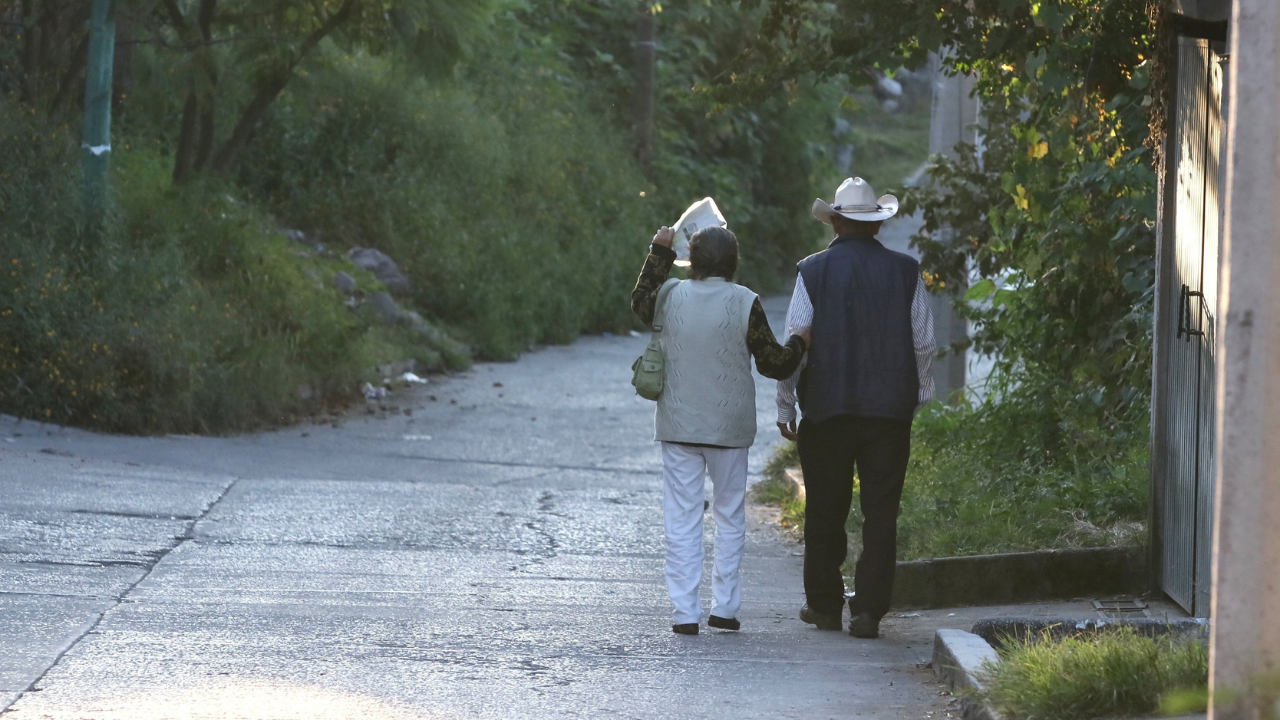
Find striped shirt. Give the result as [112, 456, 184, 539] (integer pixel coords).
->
[776, 273, 937, 424]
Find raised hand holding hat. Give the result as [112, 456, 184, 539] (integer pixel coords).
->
[672, 198, 727, 267]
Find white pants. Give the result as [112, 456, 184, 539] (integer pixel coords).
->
[660, 442, 749, 625]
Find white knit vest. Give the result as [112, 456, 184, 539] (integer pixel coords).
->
[654, 278, 758, 447]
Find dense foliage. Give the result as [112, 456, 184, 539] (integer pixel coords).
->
[751, 1, 1160, 565]
[0, 0, 860, 430]
[511, 0, 836, 289]
[0, 103, 462, 432]
[237, 50, 651, 357]
[733, 0, 1158, 465]
[904, 1, 1157, 463]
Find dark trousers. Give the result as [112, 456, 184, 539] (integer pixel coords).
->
[799, 414, 912, 619]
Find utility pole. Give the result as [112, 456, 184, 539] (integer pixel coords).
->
[1209, 0, 1280, 716]
[81, 0, 117, 219]
[632, 0, 656, 168]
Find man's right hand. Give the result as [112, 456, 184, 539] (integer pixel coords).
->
[778, 419, 799, 442]
[653, 227, 676, 248]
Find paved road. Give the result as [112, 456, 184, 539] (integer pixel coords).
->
[0, 296, 955, 719]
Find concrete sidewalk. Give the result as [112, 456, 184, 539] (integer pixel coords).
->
[1, 295, 957, 719]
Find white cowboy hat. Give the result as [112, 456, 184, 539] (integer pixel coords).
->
[811, 177, 899, 224]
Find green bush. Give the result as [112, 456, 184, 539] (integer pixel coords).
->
[979, 628, 1208, 720]
[886, 399, 1148, 560]
[757, 395, 1148, 560]
[239, 52, 654, 359]
[0, 105, 451, 433]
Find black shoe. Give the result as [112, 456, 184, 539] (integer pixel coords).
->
[799, 604, 843, 631]
[708, 615, 740, 631]
[848, 612, 880, 639]
[672, 623, 699, 635]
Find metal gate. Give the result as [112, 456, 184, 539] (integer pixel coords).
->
[1152, 34, 1226, 617]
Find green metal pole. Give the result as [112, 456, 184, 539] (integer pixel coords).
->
[81, 0, 116, 219]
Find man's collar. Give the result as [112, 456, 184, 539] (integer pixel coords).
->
[829, 232, 880, 248]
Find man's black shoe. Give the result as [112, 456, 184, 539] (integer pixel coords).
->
[848, 612, 880, 639]
[799, 604, 843, 631]
[708, 615, 740, 631]
[672, 623, 699, 635]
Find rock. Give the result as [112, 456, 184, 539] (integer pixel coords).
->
[348, 247, 412, 297]
[894, 67, 933, 106]
[285, 229, 309, 244]
[333, 271, 356, 293]
[370, 291, 401, 324]
[873, 74, 903, 100]
[398, 310, 468, 370]
[376, 359, 419, 378]
[400, 310, 447, 343]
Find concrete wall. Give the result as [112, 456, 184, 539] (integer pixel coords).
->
[1210, 0, 1280, 712]
[920, 52, 984, 401]
[928, 53, 981, 162]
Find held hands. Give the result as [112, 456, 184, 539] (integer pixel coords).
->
[779, 326, 810, 441]
[653, 227, 676, 248]
[794, 326, 811, 348]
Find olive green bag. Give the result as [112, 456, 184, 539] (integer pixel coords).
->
[631, 279, 679, 401]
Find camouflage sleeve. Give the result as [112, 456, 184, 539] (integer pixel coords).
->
[631, 245, 677, 326]
[746, 298, 807, 380]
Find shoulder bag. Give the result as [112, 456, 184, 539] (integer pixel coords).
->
[630, 278, 679, 401]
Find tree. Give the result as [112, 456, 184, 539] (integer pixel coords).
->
[159, 0, 495, 181]
[728, 0, 1160, 447]
[511, 0, 834, 287]
[3, 0, 495, 182]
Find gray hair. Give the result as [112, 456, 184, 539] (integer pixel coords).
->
[687, 227, 739, 281]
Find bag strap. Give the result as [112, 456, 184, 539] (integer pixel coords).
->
[652, 278, 680, 332]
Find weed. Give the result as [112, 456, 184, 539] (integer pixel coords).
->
[756, 401, 1148, 561]
[754, 441, 805, 528]
[978, 627, 1208, 720]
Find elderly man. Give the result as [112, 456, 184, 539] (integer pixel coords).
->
[777, 177, 936, 639]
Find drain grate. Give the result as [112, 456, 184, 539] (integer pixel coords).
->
[1094, 599, 1149, 619]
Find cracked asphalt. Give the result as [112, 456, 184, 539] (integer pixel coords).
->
[0, 295, 954, 719]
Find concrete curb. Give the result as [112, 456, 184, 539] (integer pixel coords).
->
[932, 629, 1003, 720]
[894, 546, 1146, 609]
[971, 617, 1210, 649]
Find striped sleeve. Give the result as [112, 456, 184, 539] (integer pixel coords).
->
[775, 275, 813, 425]
[912, 276, 937, 409]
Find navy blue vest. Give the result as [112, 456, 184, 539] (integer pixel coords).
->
[797, 233, 920, 423]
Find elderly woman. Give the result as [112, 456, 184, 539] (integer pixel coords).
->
[631, 225, 809, 635]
